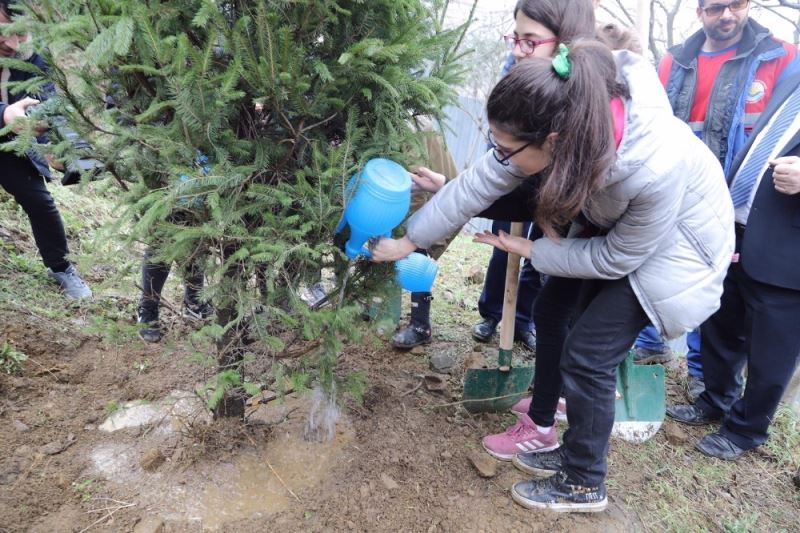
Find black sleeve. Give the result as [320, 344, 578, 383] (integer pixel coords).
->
[477, 176, 540, 221]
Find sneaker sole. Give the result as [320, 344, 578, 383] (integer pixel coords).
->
[481, 442, 517, 462]
[138, 331, 162, 343]
[512, 452, 561, 477]
[511, 486, 608, 513]
[391, 337, 433, 350]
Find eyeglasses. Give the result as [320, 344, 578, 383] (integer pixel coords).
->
[487, 130, 533, 166]
[700, 0, 749, 17]
[502, 35, 558, 56]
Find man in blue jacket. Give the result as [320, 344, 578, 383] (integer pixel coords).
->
[635, 0, 798, 400]
[0, 1, 91, 299]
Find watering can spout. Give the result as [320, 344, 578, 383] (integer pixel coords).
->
[344, 230, 370, 259]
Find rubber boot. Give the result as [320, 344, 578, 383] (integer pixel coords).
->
[138, 254, 170, 343]
[140, 252, 171, 309]
[392, 292, 433, 350]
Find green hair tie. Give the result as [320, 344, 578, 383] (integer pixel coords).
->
[552, 43, 571, 79]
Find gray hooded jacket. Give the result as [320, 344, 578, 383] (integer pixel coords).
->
[406, 51, 735, 339]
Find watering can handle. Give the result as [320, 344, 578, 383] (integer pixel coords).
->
[498, 222, 524, 369]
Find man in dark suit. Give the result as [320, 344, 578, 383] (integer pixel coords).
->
[667, 71, 800, 459]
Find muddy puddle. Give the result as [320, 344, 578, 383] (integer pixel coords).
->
[191, 420, 352, 528]
[88, 392, 353, 529]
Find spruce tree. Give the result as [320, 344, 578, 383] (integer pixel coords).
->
[15, 0, 472, 417]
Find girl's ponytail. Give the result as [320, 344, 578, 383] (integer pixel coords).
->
[487, 40, 625, 237]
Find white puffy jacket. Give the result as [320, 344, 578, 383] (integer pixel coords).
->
[407, 51, 735, 339]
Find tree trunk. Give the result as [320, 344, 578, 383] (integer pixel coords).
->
[213, 244, 247, 419]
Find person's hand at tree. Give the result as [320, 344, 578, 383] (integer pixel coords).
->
[2, 97, 44, 134]
[45, 153, 65, 171]
[473, 229, 533, 259]
[771, 156, 800, 195]
[410, 166, 447, 193]
[370, 235, 418, 262]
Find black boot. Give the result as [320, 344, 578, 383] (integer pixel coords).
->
[392, 292, 433, 350]
[137, 302, 163, 343]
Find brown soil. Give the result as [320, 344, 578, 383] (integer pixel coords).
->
[1, 309, 643, 532]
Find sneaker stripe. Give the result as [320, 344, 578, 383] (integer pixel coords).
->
[519, 440, 544, 452]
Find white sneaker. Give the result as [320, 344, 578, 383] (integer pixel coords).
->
[47, 265, 92, 299]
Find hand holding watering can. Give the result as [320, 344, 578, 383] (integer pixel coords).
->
[336, 158, 439, 292]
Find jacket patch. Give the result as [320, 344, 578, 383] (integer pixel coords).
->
[746, 80, 767, 104]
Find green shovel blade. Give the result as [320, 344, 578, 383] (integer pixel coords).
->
[612, 351, 666, 442]
[462, 349, 534, 414]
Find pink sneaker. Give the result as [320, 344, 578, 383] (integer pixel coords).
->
[482, 414, 559, 461]
[511, 397, 568, 423]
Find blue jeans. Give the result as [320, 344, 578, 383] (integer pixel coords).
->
[635, 324, 703, 378]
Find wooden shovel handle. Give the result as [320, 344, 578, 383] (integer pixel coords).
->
[499, 222, 524, 353]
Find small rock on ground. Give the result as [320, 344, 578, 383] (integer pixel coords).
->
[664, 421, 690, 446]
[463, 352, 486, 370]
[429, 354, 455, 373]
[380, 473, 399, 490]
[40, 434, 76, 456]
[468, 451, 497, 478]
[140, 448, 166, 472]
[133, 516, 165, 533]
[12, 419, 30, 432]
[466, 265, 485, 285]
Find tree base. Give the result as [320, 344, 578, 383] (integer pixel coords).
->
[213, 392, 246, 419]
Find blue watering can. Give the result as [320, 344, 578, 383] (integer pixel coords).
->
[336, 158, 439, 292]
[395, 251, 439, 293]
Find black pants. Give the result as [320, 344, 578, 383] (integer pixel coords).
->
[697, 260, 800, 450]
[478, 220, 542, 332]
[139, 247, 204, 309]
[527, 275, 583, 427]
[0, 154, 70, 272]
[559, 277, 650, 486]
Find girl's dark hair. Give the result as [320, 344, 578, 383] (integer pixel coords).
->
[487, 40, 627, 237]
[513, 0, 597, 43]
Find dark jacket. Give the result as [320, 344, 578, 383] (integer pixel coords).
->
[659, 19, 799, 175]
[0, 52, 53, 179]
[730, 72, 800, 291]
